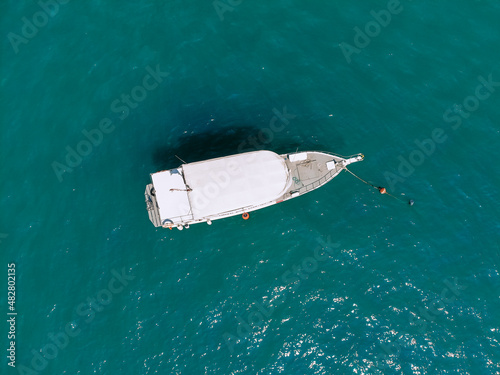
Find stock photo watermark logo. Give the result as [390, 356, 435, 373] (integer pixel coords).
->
[51, 64, 168, 182]
[237, 106, 296, 154]
[384, 72, 500, 191]
[340, 0, 404, 64]
[442, 74, 500, 130]
[213, 0, 243, 21]
[187, 158, 243, 211]
[373, 278, 466, 371]
[7, 0, 71, 54]
[223, 235, 339, 354]
[17, 268, 135, 375]
[182, 106, 295, 213]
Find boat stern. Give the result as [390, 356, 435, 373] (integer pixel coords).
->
[145, 183, 162, 227]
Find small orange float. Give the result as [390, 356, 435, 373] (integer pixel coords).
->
[378, 187, 387, 194]
[242, 212, 250, 220]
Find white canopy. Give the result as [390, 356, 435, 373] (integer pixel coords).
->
[183, 150, 290, 220]
[151, 169, 193, 223]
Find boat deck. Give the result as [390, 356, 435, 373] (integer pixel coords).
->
[281, 152, 346, 199]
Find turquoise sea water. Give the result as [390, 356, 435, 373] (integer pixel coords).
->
[2, 1, 500, 374]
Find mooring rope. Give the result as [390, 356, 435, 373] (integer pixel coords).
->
[344, 167, 377, 188]
[344, 167, 414, 206]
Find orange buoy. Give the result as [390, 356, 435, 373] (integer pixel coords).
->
[242, 212, 250, 220]
[378, 187, 387, 194]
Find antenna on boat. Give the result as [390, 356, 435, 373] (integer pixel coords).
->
[344, 167, 414, 206]
[175, 155, 187, 164]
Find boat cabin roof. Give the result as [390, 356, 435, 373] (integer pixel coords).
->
[151, 150, 290, 223]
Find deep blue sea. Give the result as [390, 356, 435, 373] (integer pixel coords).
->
[2, 1, 500, 374]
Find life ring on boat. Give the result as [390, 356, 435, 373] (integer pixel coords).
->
[242, 212, 250, 220]
[162, 219, 173, 229]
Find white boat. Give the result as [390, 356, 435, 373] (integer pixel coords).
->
[145, 150, 363, 230]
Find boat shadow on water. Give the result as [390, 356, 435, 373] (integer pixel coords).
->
[151, 126, 342, 170]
